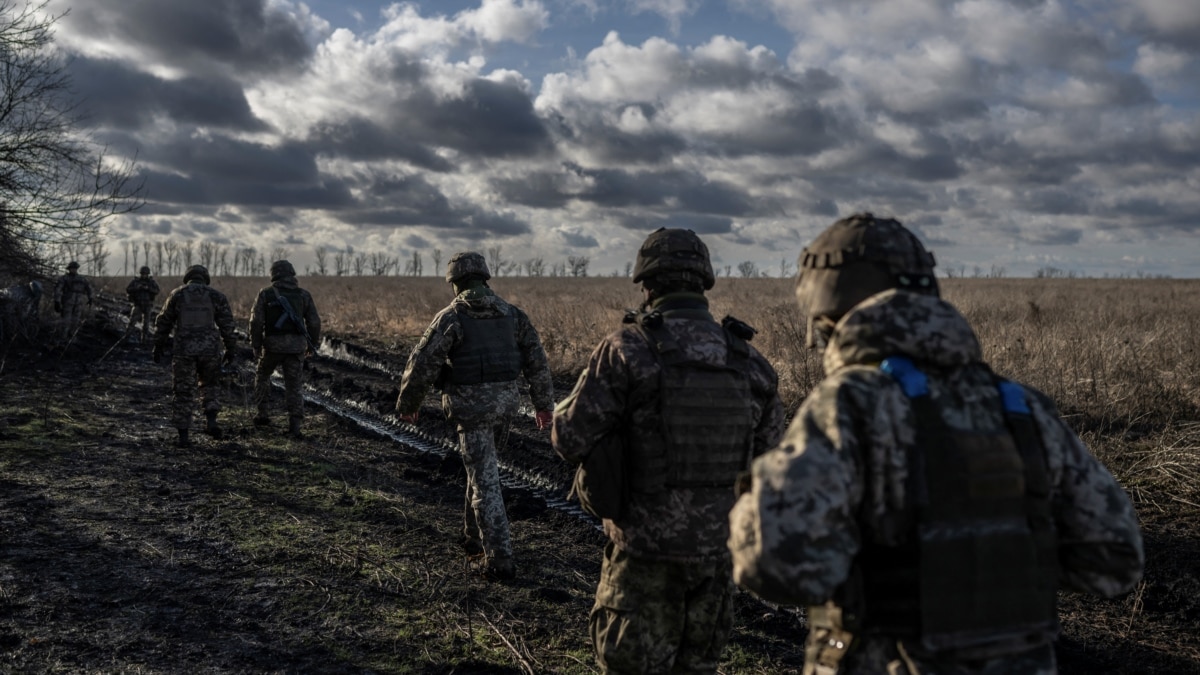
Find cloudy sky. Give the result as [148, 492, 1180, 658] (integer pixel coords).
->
[48, 0, 1200, 277]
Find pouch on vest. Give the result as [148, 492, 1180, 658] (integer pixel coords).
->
[570, 431, 628, 520]
[448, 311, 522, 385]
[179, 287, 215, 329]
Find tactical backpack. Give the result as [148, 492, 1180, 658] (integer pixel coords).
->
[264, 287, 307, 335]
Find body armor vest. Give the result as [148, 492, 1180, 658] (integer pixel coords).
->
[128, 279, 157, 304]
[446, 310, 522, 385]
[846, 356, 1058, 652]
[264, 287, 306, 335]
[627, 310, 756, 494]
[178, 285, 215, 330]
[60, 276, 89, 299]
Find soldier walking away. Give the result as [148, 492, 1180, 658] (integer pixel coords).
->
[53, 261, 92, 342]
[153, 265, 238, 448]
[395, 251, 555, 581]
[124, 266, 160, 344]
[0, 280, 43, 345]
[728, 213, 1145, 675]
[552, 228, 786, 675]
[250, 259, 321, 438]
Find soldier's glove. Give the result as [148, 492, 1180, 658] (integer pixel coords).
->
[54, 301, 62, 314]
[534, 410, 553, 430]
[397, 411, 419, 425]
[152, 345, 164, 364]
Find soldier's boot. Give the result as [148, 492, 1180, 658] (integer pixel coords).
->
[484, 555, 516, 581]
[288, 415, 303, 439]
[204, 411, 223, 439]
[176, 428, 191, 448]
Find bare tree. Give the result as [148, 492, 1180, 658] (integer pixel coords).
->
[780, 258, 794, 278]
[216, 246, 230, 277]
[181, 240, 194, 269]
[524, 257, 545, 277]
[353, 252, 367, 276]
[737, 261, 758, 278]
[314, 245, 328, 275]
[333, 247, 350, 276]
[270, 247, 287, 264]
[198, 241, 215, 269]
[431, 248, 442, 275]
[0, 2, 143, 276]
[163, 240, 179, 275]
[369, 252, 395, 276]
[487, 245, 507, 276]
[124, 240, 133, 275]
[624, 261, 633, 277]
[89, 238, 108, 276]
[154, 241, 164, 274]
[403, 250, 422, 277]
[567, 255, 590, 277]
[142, 241, 153, 273]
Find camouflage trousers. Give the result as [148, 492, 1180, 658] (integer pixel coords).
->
[171, 354, 222, 429]
[590, 543, 734, 674]
[459, 421, 513, 562]
[124, 303, 155, 340]
[833, 637, 1057, 675]
[254, 351, 305, 417]
[58, 297, 88, 340]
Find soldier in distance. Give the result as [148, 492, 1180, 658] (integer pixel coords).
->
[124, 266, 161, 344]
[395, 251, 555, 581]
[249, 259, 321, 438]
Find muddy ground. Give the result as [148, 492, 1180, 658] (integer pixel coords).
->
[0, 304, 1198, 674]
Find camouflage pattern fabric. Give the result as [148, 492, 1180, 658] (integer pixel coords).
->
[396, 286, 554, 562]
[728, 289, 1145, 674]
[460, 421, 513, 559]
[54, 273, 92, 340]
[155, 281, 238, 431]
[124, 277, 160, 340]
[552, 294, 786, 562]
[249, 276, 321, 355]
[154, 282, 238, 358]
[590, 542, 733, 674]
[254, 351, 305, 417]
[170, 354, 223, 429]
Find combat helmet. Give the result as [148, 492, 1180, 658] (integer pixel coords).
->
[139, 266, 151, 276]
[445, 251, 490, 283]
[795, 212, 937, 347]
[270, 259, 296, 281]
[183, 264, 211, 285]
[631, 228, 715, 290]
[67, 261, 80, 271]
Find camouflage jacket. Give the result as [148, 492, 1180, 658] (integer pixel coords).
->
[249, 277, 321, 355]
[553, 294, 787, 562]
[54, 273, 92, 304]
[728, 290, 1144, 670]
[396, 286, 554, 426]
[125, 277, 160, 306]
[153, 281, 238, 358]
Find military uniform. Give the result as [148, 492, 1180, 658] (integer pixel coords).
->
[396, 252, 554, 578]
[154, 265, 238, 445]
[728, 215, 1144, 675]
[124, 268, 160, 342]
[553, 229, 786, 675]
[53, 262, 92, 341]
[0, 280, 42, 344]
[250, 260, 321, 436]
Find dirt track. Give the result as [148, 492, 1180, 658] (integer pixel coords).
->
[0, 304, 1197, 674]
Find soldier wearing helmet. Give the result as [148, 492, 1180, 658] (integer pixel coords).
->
[124, 265, 161, 344]
[729, 213, 1144, 674]
[249, 259, 321, 438]
[552, 228, 785, 673]
[153, 264, 238, 447]
[53, 260, 93, 342]
[395, 251, 555, 580]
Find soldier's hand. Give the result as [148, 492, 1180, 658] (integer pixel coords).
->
[734, 470, 753, 497]
[397, 411, 419, 425]
[535, 410, 553, 430]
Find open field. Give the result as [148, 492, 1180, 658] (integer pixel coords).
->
[5, 275, 1198, 673]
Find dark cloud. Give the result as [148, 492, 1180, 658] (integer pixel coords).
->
[1020, 226, 1083, 246]
[69, 58, 267, 132]
[617, 214, 733, 235]
[405, 234, 431, 249]
[559, 230, 599, 248]
[306, 117, 455, 172]
[1027, 188, 1091, 215]
[404, 78, 553, 158]
[335, 173, 532, 237]
[67, 0, 314, 78]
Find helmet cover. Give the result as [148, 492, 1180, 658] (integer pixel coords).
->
[631, 228, 716, 290]
[445, 251, 491, 283]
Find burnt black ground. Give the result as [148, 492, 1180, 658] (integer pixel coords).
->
[0, 301, 1197, 674]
